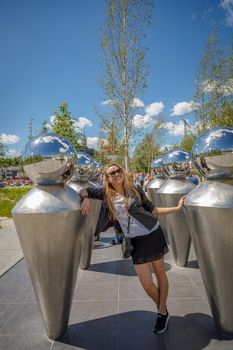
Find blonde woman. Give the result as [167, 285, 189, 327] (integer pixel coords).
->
[80, 163, 185, 334]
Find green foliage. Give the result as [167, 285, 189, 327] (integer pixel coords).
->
[131, 133, 160, 173]
[0, 187, 32, 217]
[39, 120, 50, 134]
[51, 102, 82, 151]
[179, 135, 197, 153]
[194, 31, 233, 130]
[0, 142, 7, 158]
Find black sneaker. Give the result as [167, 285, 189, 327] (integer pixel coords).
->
[154, 311, 170, 334]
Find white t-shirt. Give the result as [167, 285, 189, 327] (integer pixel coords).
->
[114, 195, 159, 238]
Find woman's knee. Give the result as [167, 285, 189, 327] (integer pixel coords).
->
[141, 280, 155, 292]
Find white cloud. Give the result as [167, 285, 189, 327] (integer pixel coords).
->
[75, 117, 93, 129]
[132, 98, 144, 108]
[87, 137, 105, 149]
[171, 101, 199, 116]
[132, 114, 154, 128]
[0, 134, 20, 145]
[160, 121, 185, 136]
[202, 7, 213, 20]
[50, 115, 56, 124]
[220, 0, 233, 26]
[145, 102, 164, 116]
[101, 99, 113, 105]
[6, 149, 18, 156]
[192, 13, 196, 20]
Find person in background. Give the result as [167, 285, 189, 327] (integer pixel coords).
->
[79, 163, 185, 334]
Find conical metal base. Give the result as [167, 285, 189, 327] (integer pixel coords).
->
[68, 181, 102, 270]
[157, 180, 196, 266]
[185, 181, 233, 336]
[12, 185, 85, 339]
[147, 178, 167, 238]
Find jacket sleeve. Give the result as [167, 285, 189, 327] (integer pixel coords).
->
[86, 187, 104, 200]
[135, 185, 155, 212]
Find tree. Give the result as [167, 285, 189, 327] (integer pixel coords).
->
[39, 121, 50, 134]
[179, 135, 196, 153]
[51, 102, 82, 151]
[194, 31, 233, 130]
[99, 0, 154, 171]
[0, 142, 7, 158]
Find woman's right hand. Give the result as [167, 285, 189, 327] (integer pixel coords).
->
[80, 198, 90, 215]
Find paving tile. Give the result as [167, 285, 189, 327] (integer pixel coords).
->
[52, 327, 117, 350]
[78, 270, 118, 283]
[0, 302, 45, 335]
[118, 300, 156, 333]
[165, 329, 233, 350]
[73, 281, 118, 301]
[118, 331, 168, 350]
[0, 335, 52, 350]
[168, 281, 203, 298]
[69, 301, 118, 333]
[119, 278, 148, 300]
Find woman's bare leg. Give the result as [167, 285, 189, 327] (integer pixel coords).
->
[151, 257, 169, 314]
[134, 262, 159, 308]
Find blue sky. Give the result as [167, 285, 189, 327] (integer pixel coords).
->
[1, 0, 232, 157]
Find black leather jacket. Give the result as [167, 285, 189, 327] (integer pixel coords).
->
[86, 185, 158, 234]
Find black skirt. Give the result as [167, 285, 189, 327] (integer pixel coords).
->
[130, 225, 169, 265]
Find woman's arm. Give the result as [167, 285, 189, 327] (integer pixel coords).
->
[152, 196, 186, 216]
[79, 187, 104, 216]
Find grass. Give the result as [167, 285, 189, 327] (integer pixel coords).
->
[0, 187, 32, 218]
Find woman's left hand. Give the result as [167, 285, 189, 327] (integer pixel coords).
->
[177, 196, 186, 210]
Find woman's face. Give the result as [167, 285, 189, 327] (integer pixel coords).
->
[106, 165, 124, 187]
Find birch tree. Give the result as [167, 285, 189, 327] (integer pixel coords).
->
[100, 0, 154, 171]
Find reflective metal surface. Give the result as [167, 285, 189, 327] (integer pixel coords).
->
[71, 152, 97, 182]
[192, 127, 233, 179]
[23, 133, 76, 185]
[68, 181, 102, 270]
[151, 157, 166, 178]
[157, 179, 196, 266]
[12, 185, 84, 339]
[69, 154, 102, 269]
[163, 149, 192, 179]
[147, 178, 167, 237]
[185, 181, 233, 335]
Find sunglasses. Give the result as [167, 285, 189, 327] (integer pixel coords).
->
[107, 168, 123, 177]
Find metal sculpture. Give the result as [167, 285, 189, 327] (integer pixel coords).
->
[156, 149, 195, 266]
[12, 133, 85, 340]
[147, 156, 167, 236]
[185, 126, 233, 335]
[68, 152, 102, 269]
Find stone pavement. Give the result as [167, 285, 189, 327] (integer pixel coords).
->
[0, 226, 233, 350]
[0, 218, 23, 277]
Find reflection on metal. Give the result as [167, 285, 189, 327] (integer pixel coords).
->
[148, 157, 167, 236]
[157, 179, 195, 266]
[192, 127, 233, 179]
[185, 127, 233, 335]
[23, 133, 76, 185]
[163, 149, 191, 179]
[68, 153, 102, 270]
[150, 156, 166, 178]
[12, 134, 85, 340]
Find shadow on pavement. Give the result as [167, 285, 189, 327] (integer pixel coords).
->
[55, 311, 232, 350]
[86, 259, 172, 276]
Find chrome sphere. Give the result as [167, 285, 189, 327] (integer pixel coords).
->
[23, 133, 76, 185]
[151, 157, 166, 178]
[192, 127, 233, 179]
[72, 152, 100, 181]
[162, 149, 192, 179]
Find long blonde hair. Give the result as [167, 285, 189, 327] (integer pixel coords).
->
[102, 163, 141, 220]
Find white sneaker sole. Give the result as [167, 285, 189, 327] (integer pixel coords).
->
[154, 314, 170, 334]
